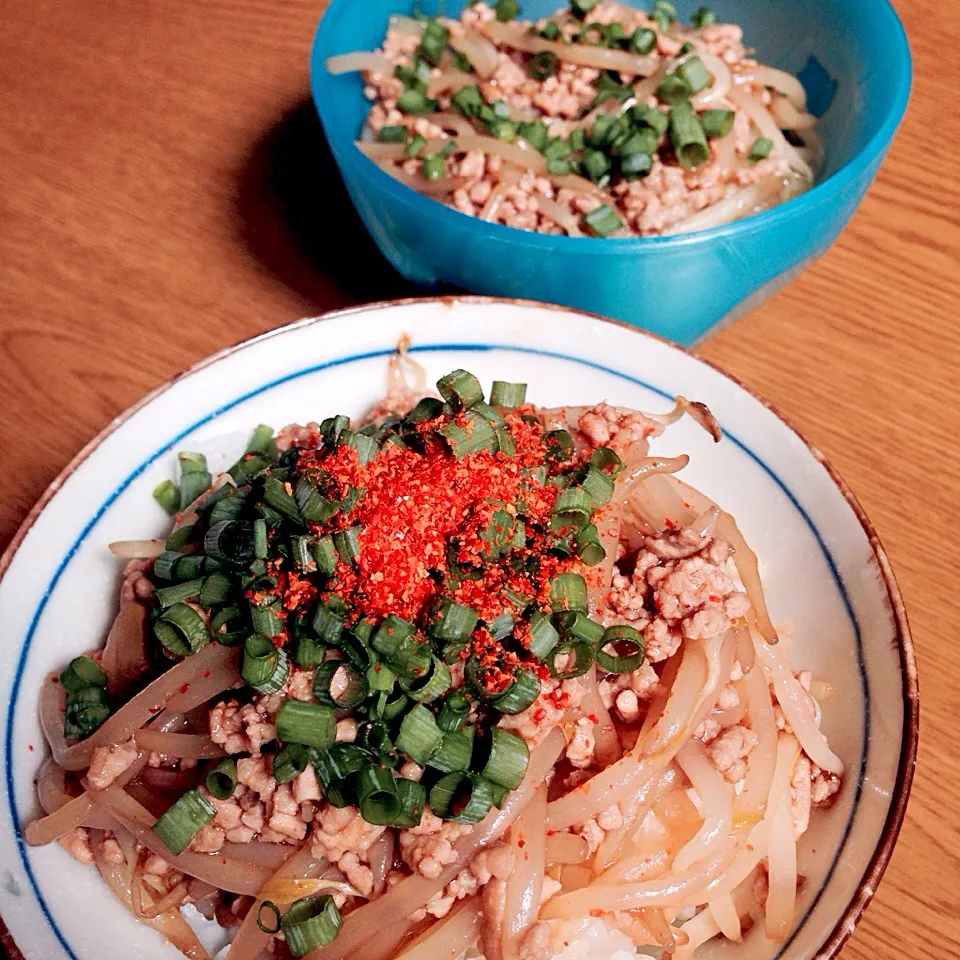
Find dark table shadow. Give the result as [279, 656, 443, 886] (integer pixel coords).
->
[235, 97, 420, 308]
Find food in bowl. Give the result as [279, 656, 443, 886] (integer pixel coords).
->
[327, 0, 822, 237]
[25, 353, 844, 960]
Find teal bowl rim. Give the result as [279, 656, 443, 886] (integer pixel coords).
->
[310, 0, 912, 252]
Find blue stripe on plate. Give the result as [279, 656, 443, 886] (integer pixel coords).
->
[3, 342, 869, 960]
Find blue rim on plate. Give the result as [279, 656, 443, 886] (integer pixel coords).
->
[0, 298, 918, 960]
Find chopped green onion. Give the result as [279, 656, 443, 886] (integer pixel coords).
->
[543, 137, 571, 161]
[294, 477, 340, 523]
[529, 50, 558, 80]
[676, 55, 711, 94]
[451, 50, 473, 73]
[165, 524, 200, 552]
[576, 522, 605, 565]
[478, 728, 529, 789]
[178, 453, 211, 509]
[437, 693, 471, 732]
[153, 479, 181, 516]
[691, 5, 718, 27]
[436, 369, 484, 408]
[63, 686, 109, 739]
[441, 409, 498, 457]
[394, 777, 427, 828]
[281, 895, 343, 956]
[581, 464, 614, 506]
[210, 605, 249, 646]
[494, 0, 520, 20]
[154, 602, 209, 657]
[451, 85, 485, 119]
[583, 204, 623, 237]
[367, 662, 396, 693]
[294, 637, 325, 668]
[553, 487, 595, 520]
[429, 726, 475, 773]
[429, 772, 494, 823]
[656, 73, 690, 104]
[199, 571, 233, 609]
[59, 656, 107, 693]
[544, 429, 575, 462]
[418, 18, 449, 65]
[312, 661, 368, 709]
[152, 551, 181, 580]
[397, 88, 438, 114]
[597, 624, 646, 673]
[276, 700, 336, 750]
[700, 108, 735, 138]
[431, 601, 479, 643]
[581, 148, 610, 182]
[550, 572, 588, 612]
[400, 655, 452, 703]
[205, 757, 238, 800]
[208, 496, 245, 525]
[151, 787, 215, 855]
[338, 429, 381, 466]
[355, 765, 400, 825]
[290, 535, 315, 572]
[379, 125, 409, 143]
[311, 744, 367, 807]
[372, 614, 416, 662]
[256, 902, 282, 935]
[396, 704, 443, 766]
[421, 152, 447, 180]
[332, 526, 362, 565]
[311, 535, 338, 576]
[527, 612, 560, 660]
[204, 519, 255, 567]
[630, 27, 657, 55]
[548, 639, 596, 679]
[632, 103, 669, 136]
[241, 634, 289, 694]
[556, 610, 605, 645]
[311, 603, 344, 645]
[155, 578, 203, 608]
[748, 137, 774, 163]
[250, 599, 284, 639]
[670, 99, 709, 168]
[272, 743, 313, 784]
[490, 669, 540, 714]
[518, 119, 548, 151]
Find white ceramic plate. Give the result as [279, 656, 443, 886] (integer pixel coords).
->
[0, 298, 917, 960]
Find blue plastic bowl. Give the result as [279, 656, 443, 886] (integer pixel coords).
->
[311, 0, 910, 345]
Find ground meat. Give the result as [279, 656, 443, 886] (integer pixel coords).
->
[293, 765, 322, 804]
[599, 662, 660, 722]
[707, 725, 759, 783]
[335, 718, 358, 743]
[579, 818, 605, 856]
[597, 804, 624, 832]
[275, 422, 323, 452]
[410, 843, 516, 921]
[58, 827, 93, 865]
[399, 807, 471, 879]
[577, 403, 664, 452]
[209, 700, 276, 756]
[498, 678, 583, 744]
[565, 717, 597, 769]
[236, 756, 276, 801]
[101, 835, 125, 864]
[121, 558, 155, 600]
[86, 739, 138, 790]
[607, 517, 750, 663]
[267, 784, 307, 842]
[521, 921, 554, 960]
[791, 752, 812, 838]
[311, 804, 386, 864]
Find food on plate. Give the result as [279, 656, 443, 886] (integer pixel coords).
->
[27, 351, 843, 960]
[327, 1, 821, 237]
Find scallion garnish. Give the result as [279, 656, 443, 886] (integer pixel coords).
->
[281, 895, 343, 956]
[151, 787, 215, 855]
[241, 634, 289, 694]
[205, 757, 238, 800]
[597, 624, 646, 673]
[477, 728, 529, 789]
[396, 704, 443, 766]
[153, 479, 181, 516]
[748, 137, 774, 163]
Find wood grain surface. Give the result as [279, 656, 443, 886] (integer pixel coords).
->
[0, 0, 956, 957]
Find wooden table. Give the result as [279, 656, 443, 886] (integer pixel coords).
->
[1, 0, 956, 957]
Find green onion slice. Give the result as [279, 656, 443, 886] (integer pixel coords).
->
[205, 757, 238, 800]
[281, 895, 343, 957]
[241, 634, 289, 694]
[394, 777, 427, 828]
[59, 656, 107, 693]
[477, 728, 529, 790]
[273, 743, 313, 784]
[550, 572, 588, 612]
[276, 700, 336, 751]
[396, 704, 443, 766]
[597, 624, 646, 674]
[312, 661, 368, 709]
[429, 725, 475, 774]
[154, 603, 209, 657]
[153, 479, 181, 516]
[548, 639, 596, 679]
[256, 901, 282, 935]
[355, 765, 401, 825]
[429, 772, 494, 823]
[490, 669, 540, 715]
[151, 787, 215, 855]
